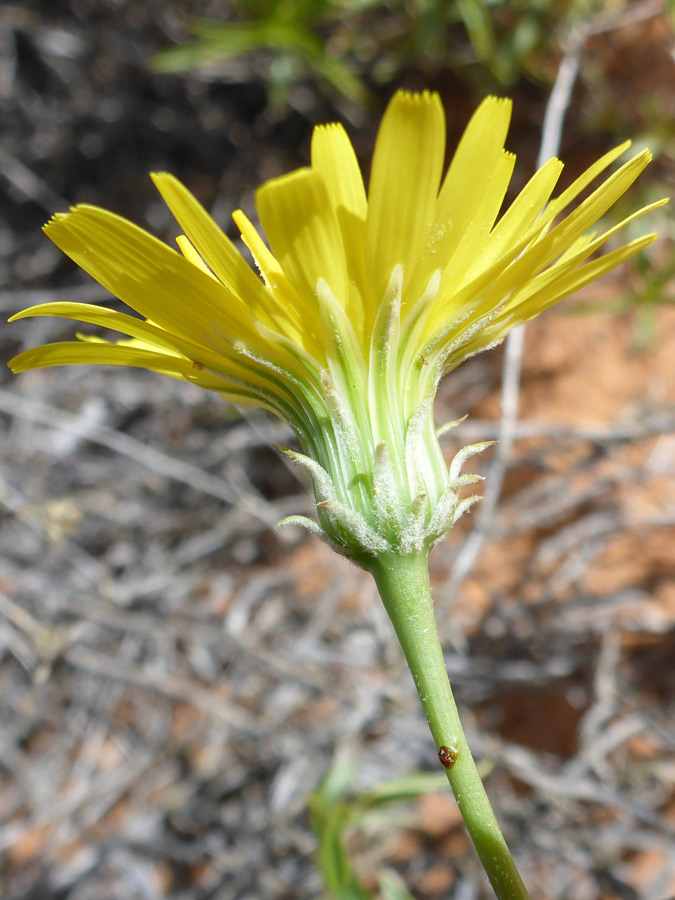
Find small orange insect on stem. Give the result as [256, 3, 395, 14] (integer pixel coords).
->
[438, 746, 458, 769]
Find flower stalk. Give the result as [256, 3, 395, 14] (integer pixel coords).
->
[370, 551, 530, 900]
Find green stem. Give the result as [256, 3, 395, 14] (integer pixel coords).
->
[369, 551, 530, 900]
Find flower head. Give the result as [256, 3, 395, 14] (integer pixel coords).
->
[9, 91, 664, 566]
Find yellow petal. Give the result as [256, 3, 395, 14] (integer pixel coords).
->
[311, 122, 368, 336]
[10, 302, 185, 353]
[10, 340, 206, 381]
[232, 208, 285, 288]
[434, 147, 655, 336]
[230, 208, 316, 353]
[512, 232, 659, 321]
[43, 206, 260, 353]
[434, 149, 517, 298]
[175, 235, 214, 276]
[435, 157, 564, 314]
[534, 149, 653, 268]
[365, 91, 445, 309]
[152, 173, 265, 301]
[432, 96, 513, 265]
[508, 198, 668, 310]
[256, 167, 348, 322]
[151, 172, 306, 344]
[8, 334, 303, 418]
[480, 157, 564, 263]
[311, 122, 367, 221]
[540, 140, 632, 225]
[8, 300, 267, 386]
[445, 232, 657, 373]
[482, 149, 654, 307]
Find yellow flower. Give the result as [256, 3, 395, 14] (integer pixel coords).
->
[9, 91, 665, 564]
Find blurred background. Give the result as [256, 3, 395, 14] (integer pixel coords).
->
[1, 1, 674, 899]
